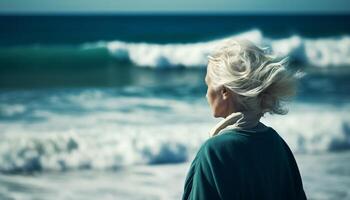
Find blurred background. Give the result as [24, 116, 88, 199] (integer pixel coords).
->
[0, 0, 350, 199]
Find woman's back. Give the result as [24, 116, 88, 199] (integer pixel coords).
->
[183, 39, 306, 199]
[182, 122, 307, 200]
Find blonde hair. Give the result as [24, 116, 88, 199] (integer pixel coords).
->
[207, 39, 298, 115]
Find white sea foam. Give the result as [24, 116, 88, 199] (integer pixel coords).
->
[0, 89, 349, 173]
[104, 30, 350, 68]
[0, 89, 211, 173]
[261, 103, 350, 154]
[0, 104, 26, 116]
[0, 125, 208, 173]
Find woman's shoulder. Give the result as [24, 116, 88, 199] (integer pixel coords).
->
[199, 125, 281, 156]
[197, 130, 248, 158]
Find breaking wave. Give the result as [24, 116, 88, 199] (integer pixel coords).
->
[0, 89, 349, 174]
[104, 29, 350, 68]
[2, 29, 350, 70]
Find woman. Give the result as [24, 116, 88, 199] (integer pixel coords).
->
[182, 40, 307, 200]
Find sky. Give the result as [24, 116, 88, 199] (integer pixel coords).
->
[0, 0, 350, 14]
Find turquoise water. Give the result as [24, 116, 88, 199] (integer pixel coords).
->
[1, 14, 350, 45]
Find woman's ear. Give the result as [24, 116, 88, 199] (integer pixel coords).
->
[221, 86, 230, 100]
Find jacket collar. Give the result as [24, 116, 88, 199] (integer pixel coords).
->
[208, 111, 263, 138]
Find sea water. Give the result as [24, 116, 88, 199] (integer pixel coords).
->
[0, 14, 350, 200]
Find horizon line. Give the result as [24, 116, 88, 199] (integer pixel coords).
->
[1, 10, 350, 16]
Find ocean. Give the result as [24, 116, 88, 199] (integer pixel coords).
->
[0, 14, 350, 200]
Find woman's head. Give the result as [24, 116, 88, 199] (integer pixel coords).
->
[205, 39, 297, 118]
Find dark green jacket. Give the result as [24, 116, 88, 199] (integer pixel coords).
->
[182, 123, 307, 200]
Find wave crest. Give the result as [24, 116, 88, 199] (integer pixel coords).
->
[0, 131, 197, 174]
[104, 30, 350, 69]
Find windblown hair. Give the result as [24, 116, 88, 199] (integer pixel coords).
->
[207, 39, 298, 115]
